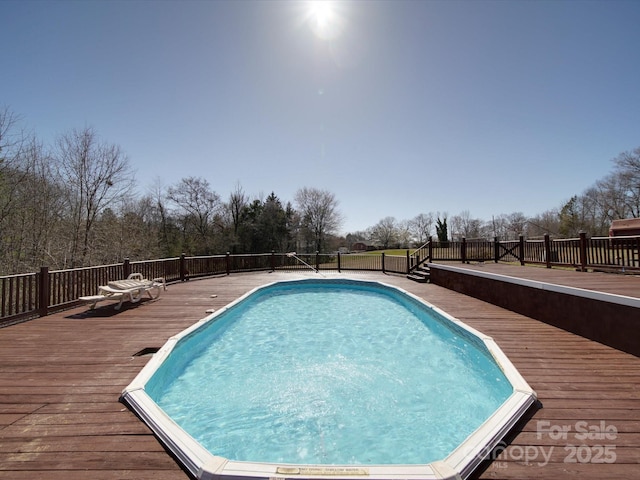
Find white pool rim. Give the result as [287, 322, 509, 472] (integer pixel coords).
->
[122, 278, 537, 480]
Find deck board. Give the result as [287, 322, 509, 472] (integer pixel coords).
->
[0, 269, 638, 479]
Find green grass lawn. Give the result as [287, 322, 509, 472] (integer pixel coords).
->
[361, 249, 409, 256]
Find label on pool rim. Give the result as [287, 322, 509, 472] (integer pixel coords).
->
[275, 466, 370, 476]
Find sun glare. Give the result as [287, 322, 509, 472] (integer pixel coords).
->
[310, 1, 333, 29]
[307, 0, 344, 40]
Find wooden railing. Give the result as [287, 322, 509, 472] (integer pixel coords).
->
[408, 241, 430, 270]
[2, 233, 638, 325]
[427, 232, 639, 271]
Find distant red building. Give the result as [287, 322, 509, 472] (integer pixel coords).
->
[609, 218, 640, 237]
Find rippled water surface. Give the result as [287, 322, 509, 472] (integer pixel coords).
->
[148, 281, 512, 465]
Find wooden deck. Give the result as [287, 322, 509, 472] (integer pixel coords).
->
[0, 268, 638, 479]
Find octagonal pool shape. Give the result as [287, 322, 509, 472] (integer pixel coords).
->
[122, 279, 536, 480]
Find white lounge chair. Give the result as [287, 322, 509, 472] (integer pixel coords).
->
[80, 273, 166, 310]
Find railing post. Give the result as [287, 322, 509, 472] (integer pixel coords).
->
[579, 231, 588, 272]
[544, 234, 551, 269]
[494, 237, 499, 263]
[123, 257, 131, 278]
[180, 253, 187, 281]
[271, 250, 276, 272]
[406, 250, 410, 274]
[381, 252, 386, 273]
[428, 236, 433, 262]
[518, 235, 525, 266]
[38, 266, 49, 318]
[226, 252, 231, 276]
[338, 252, 342, 272]
[315, 251, 320, 272]
[461, 238, 467, 264]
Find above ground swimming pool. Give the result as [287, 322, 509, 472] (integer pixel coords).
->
[122, 278, 536, 480]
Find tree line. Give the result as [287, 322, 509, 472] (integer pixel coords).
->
[1, 107, 638, 275]
[346, 148, 640, 248]
[0, 108, 344, 274]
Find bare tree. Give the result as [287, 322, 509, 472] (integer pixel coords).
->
[294, 187, 342, 253]
[396, 219, 412, 248]
[408, 213, 434, 245]
[225, 182, 249, 252]
[579, 185, 610, 236]
[56, 127, 135, 267]
[451, 210, 482, 240]
[489, 214, 509, 239]
[506, 212, 527, 239]
[167, 176, 221, 254]
[15, 139, 66, 270]
[146, 178, 179, 257]
[564, 147, 640, 237]
[370, 216, 398, 249]
[612, 147, 640, 218]
[0, 136, 62, 273]
[92, 194, 166, 264]
[0, 107, 29, 227]
[594, 169, 632, 222]
[527, 210, 561, 238]
[0, 112, 71, 273]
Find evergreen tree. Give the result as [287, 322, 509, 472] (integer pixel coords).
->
[436, 216, 448, 243]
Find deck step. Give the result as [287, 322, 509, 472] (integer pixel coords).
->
[407, 266, 430, 283]
[406, 274, 428, 283]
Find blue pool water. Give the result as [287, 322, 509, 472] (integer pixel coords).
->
[146, 280, 513, 465]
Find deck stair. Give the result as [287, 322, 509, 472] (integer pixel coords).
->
[407, 264, 430, 283]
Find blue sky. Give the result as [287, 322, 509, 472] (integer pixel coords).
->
[3, 0, 640, 234]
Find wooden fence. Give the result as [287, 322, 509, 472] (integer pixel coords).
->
[1, 233, 638, 325]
